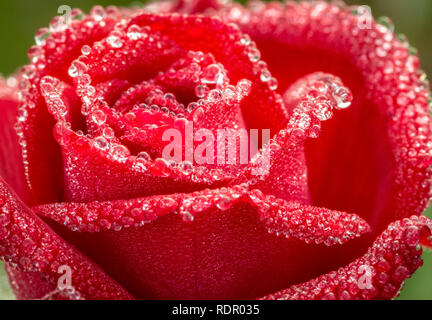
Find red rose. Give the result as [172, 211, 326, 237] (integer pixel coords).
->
[0, 0, 431, 300]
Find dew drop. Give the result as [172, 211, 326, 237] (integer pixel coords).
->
[164, 93, 176, 103]
[216, 197, 233, 211]
[107, 35, 123, 48]
[124, 112, 136, 121]
[268, 77, 278, 91]
[207, 89, 223, 101]
[240, 34, 251, 46]
[377, 16, 395, 33]
[91, 110, 107, 125]
[68, 61, 87, 78]
[237, 79, 252, 95]
[179, 161, 193, 175]
[111, 144, 130, 159]
[192, 107, 205, 122]
[81, 45, 92, 55]
[260, 69, 272, 82]
[137, 151, 151, 161]
[133, 158, 149, 172]
[127, 25, 142, 40]
[202, 64, 224, 85]
[94, 136, 109, 150]
[23, 66, 36, 80]
[247, 47, 261, 62]
[187, 102, 198, 113]
[71, 8, 85, 21]
[181, 211, 194, 222]
[334, 89, 352, 109]
[195, 84, 208, 98]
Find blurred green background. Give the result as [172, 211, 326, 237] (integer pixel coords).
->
[0, 0, 431, 300]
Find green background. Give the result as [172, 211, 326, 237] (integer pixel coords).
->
[0, 0, 431, 300]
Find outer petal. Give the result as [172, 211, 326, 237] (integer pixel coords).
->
[0, 77, 29, 202]
[0, 176, 134, 300]
[15, 8, 124, 204]
[261, 215, 432, 300]
[38, 186, 370, 299]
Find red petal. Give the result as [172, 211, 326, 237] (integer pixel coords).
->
[215, 1, 432, 235]
[5, 264, 58, 300]
[0, 176, 134, 300]
[261, 215, 432, 300]
[0, 77, 30, 202]
[249, 189, 370, 246]
[35, 187, 370, 245]
[54, 126, 232, 202]
[39, 186, 369, 299]
[15, 10, 122, 204]
[236, 72, 352, 204]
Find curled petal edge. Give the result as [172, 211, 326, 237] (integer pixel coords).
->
[260, 215, 432, 300]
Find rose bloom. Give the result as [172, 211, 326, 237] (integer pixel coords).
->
[0, 0, 431, 300]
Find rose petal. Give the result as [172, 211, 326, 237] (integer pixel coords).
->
[5, 264, 59, 300]
[39, 186, 370, 299]
[0, 176, 134, 300]
[0, 77, 29, 203]
[235, 72, 352, 204]
[15, 10, 122, 204]
[260, 215, 432, 300]
[54, 126, 232, 202]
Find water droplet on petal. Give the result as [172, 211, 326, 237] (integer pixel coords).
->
[207, 89, 222, 101]
[247, 46, 261, 62]
[377, 16, 395, 33]
[137, 151, 151, 161]
[202, 64, 224, 85]
[240, 34, 251, 46]
[81, 45, 92, 55]
[216, 197, 233, 211]
[179, 161, 193, 175]
[94, 136, 109, 150]
[237, 79, 252, 95]
[68, 61, 87, 78]
[111, 144, 130, 159]
[127, 25, 142, 40]
[334, 88, 352, 109]
[107, 35, 123, 48]
[192, 107, 205, 122]
[260, 69, 272, 82]
[187, 102, 198, 113]
[195, 84, 208, 98]
[91, 110, 107, 125]
[268, 77, 278, 91]
[181, 211, 194, 222]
